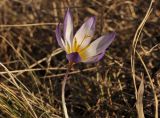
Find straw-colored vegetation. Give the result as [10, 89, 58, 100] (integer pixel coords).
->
[0, 0, 159, 118]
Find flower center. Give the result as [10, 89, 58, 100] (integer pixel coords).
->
[66, 52, 81, 63]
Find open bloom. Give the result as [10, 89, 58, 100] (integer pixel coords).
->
[56, 9, 116, 63]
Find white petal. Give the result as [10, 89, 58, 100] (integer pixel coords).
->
[79, 32, 116, 59]
[82, 52, 105, 63]
[64, 9, 73, 47]
[74, 17, 95, 50]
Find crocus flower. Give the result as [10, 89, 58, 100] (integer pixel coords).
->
[55, 9, 116, 63]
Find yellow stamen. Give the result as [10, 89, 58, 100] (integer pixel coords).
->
[66, 42, 71, 53]
[73, 35, 92, 52]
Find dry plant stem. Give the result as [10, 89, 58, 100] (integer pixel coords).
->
[62, 63, 72, 118]
[130, 0, 158, 117]
[0, 22, 57, 28]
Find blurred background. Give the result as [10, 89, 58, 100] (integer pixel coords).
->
[0, 0, 160, 118]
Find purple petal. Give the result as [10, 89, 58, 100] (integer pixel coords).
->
[82, 32, 116, 57]
[64, 8, 73, 46]
[66, 52, 81, 63]
[83, 52, 105, 63]
[79, 32, 116, 62]
[55, 23, 65, 49]
[95, 32, 116, 53]
[74, 17, 96, 50]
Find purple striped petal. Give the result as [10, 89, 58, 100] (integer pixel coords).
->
[81, 32, 116, 58]
[74, 17, 96, 50]
[55, 23, 65, 49]
[83, 52, 105, 63]
[66, 52, 81, 63]
[95, 32, 116, 54]
[64, 8, 73, 46]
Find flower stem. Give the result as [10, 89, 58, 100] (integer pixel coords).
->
[62, 63, 72, 118]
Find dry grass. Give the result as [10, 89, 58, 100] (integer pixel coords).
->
[0, 0, 160, 118]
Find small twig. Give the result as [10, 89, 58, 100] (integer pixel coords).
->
[0, 67, 67, 74]
[0, 22, 57, 28]
[42, 67, 96, 78]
